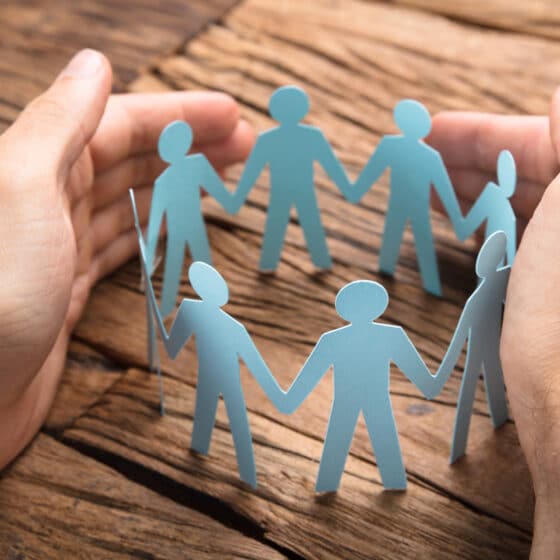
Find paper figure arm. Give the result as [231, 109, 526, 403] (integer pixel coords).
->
[432, 308, 471, 396]
[282, 334, 332, 414]
[200, 156, 236, 213]
[458, 187, 491, 242]
[238, 329, 286, 409]
[131, 189, 194, 358]
[350, 139, 390, 203]
[145, 178, 166, 274]
[316, 132, 352, 199]
[230, 140, 267, 213]
[431, 153, 464, 233]
[392, 327, 438, 399]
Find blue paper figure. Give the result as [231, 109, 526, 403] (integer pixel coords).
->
[131, 190, 284, 488]
[458, 150, 517, 265]
[279, 280, 438, 491]
[349, 100, 463, 297]
[230, 85, 352, 271]
[435, 231, 510, 463]
[145, 121, 236, 316]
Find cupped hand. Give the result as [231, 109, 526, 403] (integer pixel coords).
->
[0, 49, 254, 468]
[429, 90, 560, 558]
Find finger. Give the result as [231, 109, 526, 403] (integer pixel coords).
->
[548, 86, 560, 162]
[192, 119, 255, 171]
[91, 185, 152, 255]
[427, 112, 558, 185]
[92, 119, 254, 210]
[90, 229, 141, 284]
[3, 50, 112, 183]
[444, 166, 545, 221]
[90, 91, 242, 172]
[93, 152, 165, 210]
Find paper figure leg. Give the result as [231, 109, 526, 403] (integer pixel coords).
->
[160, 236, 186, 316]
[379, 206, 408, 277]
[450, 358, 481, 463]
[191, 381, 220, 456]
[410, 215, 442, 297]
[315, 404, 360, 492]
[482, 353, 509, 429]
[187, 222, 213, 264]
[297, 202, 332, 269]
[260, 202, 291, 271]
[363, 400, 406, 490]
[223, 388, 257, 488]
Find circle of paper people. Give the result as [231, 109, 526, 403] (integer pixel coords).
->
[129, 84, 517, 492]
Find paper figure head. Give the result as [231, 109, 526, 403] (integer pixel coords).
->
[189, 261, 229, 306]
[269, 85, 310, 124]
[476, 231, 507, 278]
[497, 149, 516, 198]
[335, 280, 389, 323]
[158, 120, 193, 163]
[394, 99, 431, 140]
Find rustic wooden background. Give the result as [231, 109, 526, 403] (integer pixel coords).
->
[2, 0, 558, 558]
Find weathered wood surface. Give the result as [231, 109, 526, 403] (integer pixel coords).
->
[0, 435, 287, 559]
[2, 0, 558, 558]
[386, 1, 560, 40]
[0, 0, 239, 130]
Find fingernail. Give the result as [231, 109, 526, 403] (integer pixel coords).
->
[60, 49, 104, 78]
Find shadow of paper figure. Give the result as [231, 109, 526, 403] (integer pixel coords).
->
[230, 85, 352, 271]
[145, 120, 236, 316]
[458, 150, 517, 265]
[350, 100, 463, 297]
[131, 190, 284, 488]
[279, 280, 439, 492]
[434, 231, 510, 463]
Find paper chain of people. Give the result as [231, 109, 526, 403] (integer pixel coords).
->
[129, 84, 517, 492]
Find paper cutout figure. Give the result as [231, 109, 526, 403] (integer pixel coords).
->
[131, 189, 284, 488]
[230, 85, 352, 271]
[434, 231, 510, 463]
[279, 280, 438, 491]
[144, 121, 236, 316]
[458, 150, 517, 264]
[349, 100, 463, 297]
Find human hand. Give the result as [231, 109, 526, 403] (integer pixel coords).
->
[499, 124, 560, 556]
[429, 88, 560, 557]
[427, 101, 558, 241]
[0, 49, 254, 469]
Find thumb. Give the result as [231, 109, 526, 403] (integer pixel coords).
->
[549, 86, 560, 163]
[6, 49, 112, 180]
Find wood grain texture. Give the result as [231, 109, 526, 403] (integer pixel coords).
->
[44, 340, 125, 432]
[385, 0, 560, 40]
[0, 434, 288, 559]
[3, 0, 555, 557]
[0, 0, 239, 130]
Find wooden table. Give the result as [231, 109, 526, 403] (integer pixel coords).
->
[2, 0, 558, 557]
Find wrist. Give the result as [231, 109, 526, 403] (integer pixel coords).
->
[532, 494, 560, 559]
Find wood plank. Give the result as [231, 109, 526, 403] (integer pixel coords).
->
[0, 0, 240, 130]
[44, 340, 125, 432]
[0, 434, 288, 560]
[62, 364, 531, 559]
[385, 0, 560, 41]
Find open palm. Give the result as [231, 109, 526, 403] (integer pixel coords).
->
[0, 50, 253, 468]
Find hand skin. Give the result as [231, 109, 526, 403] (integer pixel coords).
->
[0, 49, 254, 470]
[428, 89, 560, 559]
